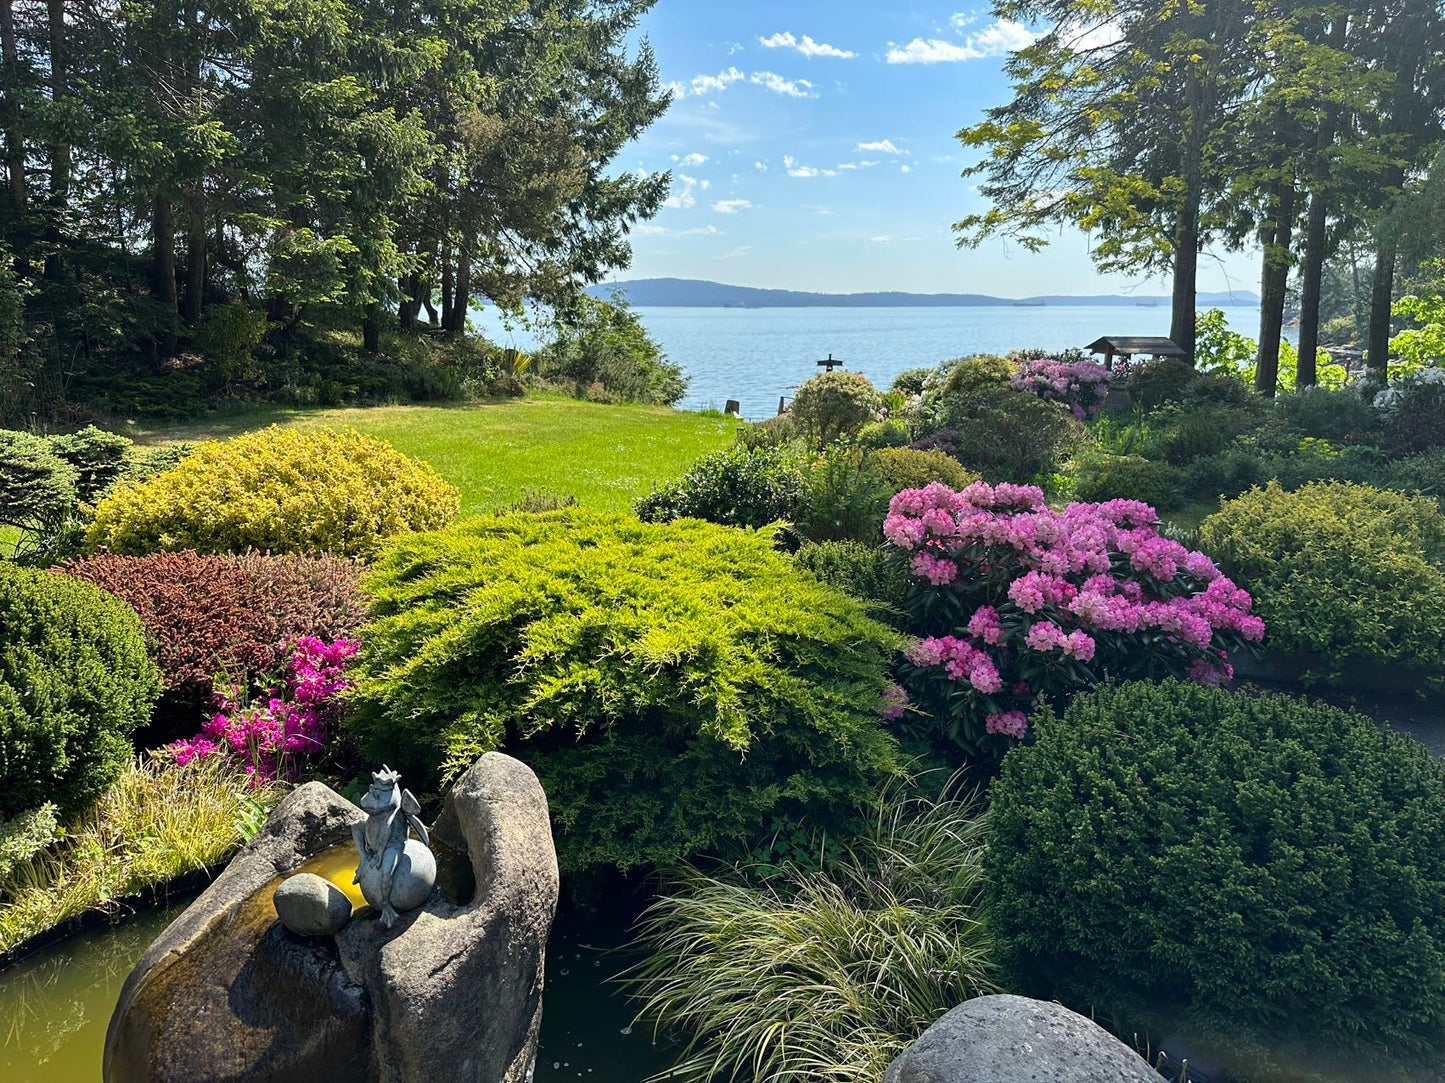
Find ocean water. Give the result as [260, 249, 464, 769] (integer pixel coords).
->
[476, 304, 1271, 420]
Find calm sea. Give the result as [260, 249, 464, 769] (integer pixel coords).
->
[476, 304, 1271, 420]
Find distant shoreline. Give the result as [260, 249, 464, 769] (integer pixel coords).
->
[588, 277, 1261, 310]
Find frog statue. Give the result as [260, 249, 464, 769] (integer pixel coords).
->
[353, 766, 438, 928]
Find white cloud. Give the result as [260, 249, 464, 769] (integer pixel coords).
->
[886, 20, 1038, 64]
[664, 174, 702, 209]
[754, 161, 768, 172]
[670, 66, 746, 98]
[758, 31, 856, 59]
[635, 223, 721, 237]
[870, 235, 893, 243]
[900, 164, 912, 173]
[1061, 18, 1125, 53]
[856, 139, 901, 154]
[837, 159, 881, 171]
[712, 199, 753, 214]
[784, 155, 836, 178]
[751, 71, 816, 98]
[675, 152, 710, 166]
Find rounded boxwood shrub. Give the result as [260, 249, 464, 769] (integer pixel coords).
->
[988, 679, 1445, 1067]
[870, 447, 977, 495]
[1200, 481, 1445, 678]
[347, 511, 905, 873]
[0, 565, 161, 819]
[635, 446, 806, 529]
[1070, 454, 1184, 511]
[790, 371, 883, 448]
[88, 426, 459, 558]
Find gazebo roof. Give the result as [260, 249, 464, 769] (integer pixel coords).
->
[1086, 336, 1188, 358]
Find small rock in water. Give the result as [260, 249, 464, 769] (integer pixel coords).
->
[274, 872, 353, 936]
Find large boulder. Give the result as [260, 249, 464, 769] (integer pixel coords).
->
[883, 995, 1160, 1083]
[104, 753, 560, 1083]
[337, 752, 559, 1083]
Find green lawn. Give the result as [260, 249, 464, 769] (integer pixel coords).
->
[125, 396, 737, 517]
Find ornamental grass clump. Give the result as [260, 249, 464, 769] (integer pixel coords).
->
[627, 783, 997, 1083]
[88, 426, 459, 558]
[347, 511, 904, 873]
[886, 481, 1263, 755]
[988, 679, 1445, 1079]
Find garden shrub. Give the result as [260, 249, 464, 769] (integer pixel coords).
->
[793, 541, 908, 620]
[87, 426, 459, 557]
[1381, 448, 1445, 497]
[347, 511, 904, 873]
[889, 367, 934, 396]
[1070, 454, 1184, 512]
[1273, 386, 1379, 445]
[1375, 365, 1445, 455]
[0, 430, 78, 541]
[635, 446, 806, 530]
[1011, 357, 1112, 419]
[0, 564, 161, 820]
[1124, 357, 1197, 410]
[988, 679, 1445, 1069]
[915, 394, 1078, 483]
[537, 295, 688, 406]
[60, 551, 364, 736]
[47, 426, 132, 503]
[1200, 481, 1445, 679]
[0, 803, 59, 888]
[1158, 406, 1242, 465]
[799, 446, 891, 543]
[856, 418, 912, 449]
[736, 415, 800, 450]
[870, 447, 977, 494]
[887, 482, 1262, 754]
[790, 370, 884, 449]
[1182, 450, 1264, 503]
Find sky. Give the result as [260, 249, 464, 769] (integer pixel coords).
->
[615, 2, 1261, 298]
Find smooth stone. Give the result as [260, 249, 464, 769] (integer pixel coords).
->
[274, 871, 354, 936]
[356, 837, 437, 915]
[337, 752, 559, 1083]
[883, 995, 1160, 1083]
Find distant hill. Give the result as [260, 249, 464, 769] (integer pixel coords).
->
[586, 277, 1259, 309]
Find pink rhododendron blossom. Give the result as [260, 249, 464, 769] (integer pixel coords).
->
[889, 480, 1265, 752]
[985, 711, 1030, 739]
[880, 683, 909, 721]
[1012, 358, 1112, 420]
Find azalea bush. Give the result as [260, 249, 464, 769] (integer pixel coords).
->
[1011, 357, 1111, 420]
[886, 482, 1263, 755]
[167, 634, 357, 784]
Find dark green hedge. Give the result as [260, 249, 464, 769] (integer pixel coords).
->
[988, 679, 1445, 1063]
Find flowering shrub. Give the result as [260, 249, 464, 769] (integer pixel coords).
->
[168, 635, 357, 784]
[885, 481, 1264, 753]
[1373, 365, 1445, 455]
[1011, 357, 1111, 420]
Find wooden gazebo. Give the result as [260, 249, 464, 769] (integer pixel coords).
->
[1086, 336, 1189, 371]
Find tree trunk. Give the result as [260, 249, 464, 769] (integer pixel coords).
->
[1256, 177, 1297, 398]
[363, 301, 381, 354]
[398, 272, 419, 332]
[1, 0, 26, 222]
[441, 245, 454, 324]
[151, 194, 178, 353]
[182, 187, 205, 325]
[445, 251, 470, 336]
[1170, 187, 1201, 362]
[1367, 241, 1395, 385]
[46, 0, 68, 207]
[1296, 189, 1328, 388]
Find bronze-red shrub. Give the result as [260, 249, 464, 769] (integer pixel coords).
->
[59, 551, 364, 742]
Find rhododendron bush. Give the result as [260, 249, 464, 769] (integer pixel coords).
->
[168, 635, 357, 784]
[886, 481, 1263, 754]
[1011, 357, 1112, 420]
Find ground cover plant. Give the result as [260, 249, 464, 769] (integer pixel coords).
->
[89, 426, 458, 558]
[628, 782, 996, 1083]
[347, 510, 904, 873]
[988, 679, 1445, 1079]
[60, 551, 364, 737]
[1200, 481, 1445, 683]
[885, 481, 1263, 754]
[0, 757, 278, 955]
[0, 565, 161, 820]
[129, 397, 736, 517]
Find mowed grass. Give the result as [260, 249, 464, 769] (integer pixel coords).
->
[125, 395, 738, 517]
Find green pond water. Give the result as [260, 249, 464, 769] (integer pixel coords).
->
[0, 891, 674, 1082]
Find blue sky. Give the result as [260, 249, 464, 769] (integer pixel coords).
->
[617, 2, 1260, 297]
